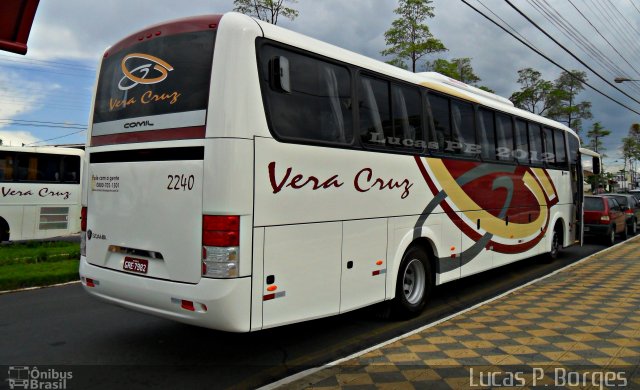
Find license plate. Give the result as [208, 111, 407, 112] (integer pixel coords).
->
[123, 257, 148, 274]
[584, 226, 590, 232]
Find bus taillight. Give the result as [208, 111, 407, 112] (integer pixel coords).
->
[81, 207, 87, 256]
[81, 207, 87, 232]
[202, 215, 239, 278]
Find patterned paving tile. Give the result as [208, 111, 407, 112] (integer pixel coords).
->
[278, 238, 640, 389]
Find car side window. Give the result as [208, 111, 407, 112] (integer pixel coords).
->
[610, 198, 620, 212]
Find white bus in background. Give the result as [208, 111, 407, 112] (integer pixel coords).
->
[0, 145, 84, 242]
[80, 12, 598, 332]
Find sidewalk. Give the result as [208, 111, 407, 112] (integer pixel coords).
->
[276, 237, 640, 389]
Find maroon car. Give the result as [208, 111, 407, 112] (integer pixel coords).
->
[583, 195, 628, 245]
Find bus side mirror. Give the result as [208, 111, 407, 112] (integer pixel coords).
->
[593, 157, 601, 175]
[270, 56, 291, 93]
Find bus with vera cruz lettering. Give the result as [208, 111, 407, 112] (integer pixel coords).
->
[80, 12, 599, 332]
[0, 145, 83, 242]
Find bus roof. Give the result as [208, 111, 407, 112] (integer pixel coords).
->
[0, 145, 85, 156]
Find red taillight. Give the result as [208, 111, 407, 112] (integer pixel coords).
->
[181, 300, 195, 311]
[203, 216, 240, 246]
[81, 207, 87, 232]
[626, 209, 633, 215]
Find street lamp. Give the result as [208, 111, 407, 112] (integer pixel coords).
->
[614, 77, 640, 83]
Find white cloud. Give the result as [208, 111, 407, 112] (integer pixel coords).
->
[0, 71, 47, 127]
[0, 130, 41, 146]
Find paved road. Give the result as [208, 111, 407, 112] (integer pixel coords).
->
[0, 241, 608, 389]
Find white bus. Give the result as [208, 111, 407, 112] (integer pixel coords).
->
[80, 13, 597, 332]
[0, 145, 84, 242]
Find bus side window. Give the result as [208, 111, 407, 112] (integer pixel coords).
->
[260, 45, 353, 145]
[0, 152, 13, 181]
[495, 113, 514, 162]
[478, 108, 496, 161]
[428, 93, 449, 153]
[450, 100, 476, 157]
[542, 127, 556, 166]
[359, 76, 391, 146]
[528, 123, 544, 166]
[62, 156, 81, 183]
[391, 83, 423, 150]
[568, 134, 579, 166]
[554, 129, 567, 169]
[423, 91, 438, 154]
[514, 119, 529, 164]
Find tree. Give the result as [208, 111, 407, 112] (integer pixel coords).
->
[587, 121, 611, 155]
[429, 58, 478, 83]
[509, 68, 556, 115]
[625, 123, 640, 187]
[427, 57, 494, 92]
[233, 0, 299, 24]
[381, 0, 447, 72]
[587, 121, 611, 191]
[547, 70, 592, 134]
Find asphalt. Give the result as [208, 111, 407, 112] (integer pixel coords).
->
[272, 236, 640, 389]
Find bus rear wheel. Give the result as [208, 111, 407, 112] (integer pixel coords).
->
[392, 246, 432, 318]
[0, 218, 9, 242]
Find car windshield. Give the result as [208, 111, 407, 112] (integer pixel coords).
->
[584, 197, 605, 211]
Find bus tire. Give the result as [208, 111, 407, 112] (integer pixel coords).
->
[0, 218, 9, 242]
[546, 223, 562, 262]
[392, 246, 432, 318]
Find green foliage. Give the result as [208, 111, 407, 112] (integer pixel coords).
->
[0, 241, 81, 291]
[233, 0, 299, 24]
[510, 68, 592, 134]
[0, 260, 79, 291]
[381, 0, 447, 72]
[385, 58, 409, 70]
[427, 57, 494, 91]
[0, 241, 80, 266]
[509, 68, 555, 115]
[547, 70, 592, 133]
[586, 121, 611, 156]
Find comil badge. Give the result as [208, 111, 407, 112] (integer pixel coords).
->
[118, 53, 173, 91]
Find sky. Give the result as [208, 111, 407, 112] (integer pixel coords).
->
[1, 0, 640, 172]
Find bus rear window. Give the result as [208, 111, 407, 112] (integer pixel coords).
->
[92, 30, 215, 140]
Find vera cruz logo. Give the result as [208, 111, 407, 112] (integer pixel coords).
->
[118, 53, 173, 91]
[414, 156, 559, 260]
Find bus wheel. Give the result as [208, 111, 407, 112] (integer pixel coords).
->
[548, 228, 561, 261]
[392, 246, 432, 318]
[0, 218, 9, 242]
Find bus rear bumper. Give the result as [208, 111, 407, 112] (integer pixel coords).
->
[79, 257, 251, 332]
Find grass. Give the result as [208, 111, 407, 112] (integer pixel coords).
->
[0, 241, 80, 291]
[0, 259, 79, 291]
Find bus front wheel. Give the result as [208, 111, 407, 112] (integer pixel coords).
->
[392, 246, 432, 318]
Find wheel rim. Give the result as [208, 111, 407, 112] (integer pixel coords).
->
[403, 258, 426, 305]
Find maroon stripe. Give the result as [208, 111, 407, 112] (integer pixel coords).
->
[104, 15, 222, 58]
[91, 126, 205, 146]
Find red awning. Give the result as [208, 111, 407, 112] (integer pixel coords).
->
[0, 0, 40, 55]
